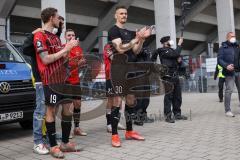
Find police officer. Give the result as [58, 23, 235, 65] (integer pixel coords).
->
[151, 36, 187, 123]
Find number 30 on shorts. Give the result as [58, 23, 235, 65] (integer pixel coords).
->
[50, 94, 57, 104]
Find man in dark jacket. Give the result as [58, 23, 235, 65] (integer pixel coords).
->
[151, 36, 187, 123]
[133, 46, 154, 126]
[218, 32, 239, 117]
[22, 28, 50, 154]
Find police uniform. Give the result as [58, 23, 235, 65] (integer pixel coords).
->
[151, 36, 186, 122]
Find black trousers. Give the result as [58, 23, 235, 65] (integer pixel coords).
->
[135, 98, 150, 114]
[218, 77, 225, 101]
[164, 77, 182, 117]
[235, 75, 240, 102]
[134, 85, 150, 121]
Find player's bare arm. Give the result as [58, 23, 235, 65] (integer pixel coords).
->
[39, 39, 79, 65]
[132, 27, 151, 54]
[112, 38, 138, 54]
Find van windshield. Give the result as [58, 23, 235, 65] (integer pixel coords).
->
[0, 41, 24, 63]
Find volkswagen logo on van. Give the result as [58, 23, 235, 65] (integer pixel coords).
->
[0, 82, 11, 94]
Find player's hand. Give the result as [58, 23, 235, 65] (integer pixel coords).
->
[142, 26, 152, 38]
[130, 38, 139, 46]
[136, 27, 145, 39]
[32, 28, 44, 34]
[65, 38, 79, 51]
[136, 26, 151, 40]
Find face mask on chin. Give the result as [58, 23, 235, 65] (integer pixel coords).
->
[52, 28, 58, 34]
[229, 37, 236, 44]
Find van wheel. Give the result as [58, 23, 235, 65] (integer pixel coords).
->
[19, 120, 33, 130]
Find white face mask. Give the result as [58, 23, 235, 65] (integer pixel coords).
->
[229, 37, 236, 43]
[168, 40, 175, 46]
[52, 28, 58, 34]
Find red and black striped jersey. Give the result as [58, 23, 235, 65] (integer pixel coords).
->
[65, 45, 83, 85]
[33, 31, 65, 85]
[103, 44, 112, 80]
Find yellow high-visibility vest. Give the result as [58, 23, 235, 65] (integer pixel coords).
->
[217, 65, 225, 78]
[26, 63, 36, 88]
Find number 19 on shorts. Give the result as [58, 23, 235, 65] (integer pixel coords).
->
[50, 94, 57, 104]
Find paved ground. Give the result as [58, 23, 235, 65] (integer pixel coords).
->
[0, 93, 240, 160]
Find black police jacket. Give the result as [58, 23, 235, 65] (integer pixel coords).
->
[151, 45, 182, 73]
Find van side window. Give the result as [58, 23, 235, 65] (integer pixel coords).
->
[0, 41, 23, 63]
[0, 48, 12, 61]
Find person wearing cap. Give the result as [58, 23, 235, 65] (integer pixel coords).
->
[151, 36, 187, 123]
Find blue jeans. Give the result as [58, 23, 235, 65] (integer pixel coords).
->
[33, 82, 46, 145]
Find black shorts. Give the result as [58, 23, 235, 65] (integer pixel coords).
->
[64, 95, 81, 100]
[44, 84, 81, 106]
[43, 85, 65, 106]
[106, 79, 115, 97]
[62, 82, 82, 100]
